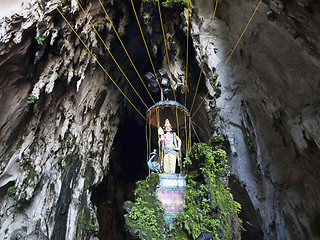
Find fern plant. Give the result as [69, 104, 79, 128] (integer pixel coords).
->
[27, 94, 36, 104]
[34, 36, 45, 45]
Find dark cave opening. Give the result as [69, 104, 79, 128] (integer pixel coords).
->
[229, 175, 264, 240]
[91, 117, 147, 240]
[89, 2, 260, 238]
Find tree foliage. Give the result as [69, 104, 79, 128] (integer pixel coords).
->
[125, 174, 167, 239]
[125, 135, 242, 239]
[176, 137, 242, 239]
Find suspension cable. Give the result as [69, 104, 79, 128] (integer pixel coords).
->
[189, 0, 218, 113]
[191, 0, 263, 119]
[146, 121, 149, 176]
[76, 0, 149, 109]
[191, 121, 201, 142]
[98, 0, 156, 105]
[157, 0, 181, 139]
[156, 108, 161, 166]
[184, 0, 190, 107]
[130, 0, 163, 93]
[157, 0, 177, 102]
[191, 120, 212, 138]
[49, 0, 146, 120]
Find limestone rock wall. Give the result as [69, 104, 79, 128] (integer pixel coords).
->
[0, 0, 127, 239]
[188, 0, 320, 239]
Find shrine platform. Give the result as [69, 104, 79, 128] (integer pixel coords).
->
[156, 173, 186, 224]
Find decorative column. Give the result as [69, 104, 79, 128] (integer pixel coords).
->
[156, 173, 186, 224]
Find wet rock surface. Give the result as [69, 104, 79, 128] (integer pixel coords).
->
[192, 0, 320, 239]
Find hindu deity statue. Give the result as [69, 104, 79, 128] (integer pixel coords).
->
[159, 119, 182, 173]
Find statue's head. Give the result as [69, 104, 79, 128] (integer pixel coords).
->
[164, 119, 172, 132]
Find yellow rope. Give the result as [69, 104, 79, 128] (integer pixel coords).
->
[76, 0, 149, 109]
[176, 108, 180, 138]
[183, 0, 192, 160]
[156, 108, 161, 165]
[98, 0, 156, 105]
[157, 0, 177, 102]
[157, 0, 181, 142]
[189, 117, 192, 152]
[183, 113, 187, 173]
[130, 0, 163, 93]
[185, 114, 187, 156]
[191, 0, 263, 119]
[146, 121, 150, 176]
[186, 118, 191, 172]
[149, 116, 152, 167]
[189, 0, 218, 113]
[184, 0, 190, 107]
[149, 122, 152, 176]
[49, 0, 146, 120]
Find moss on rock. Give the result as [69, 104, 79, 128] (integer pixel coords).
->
[125, 135, 242, 239]
[124, 173, 167, 239]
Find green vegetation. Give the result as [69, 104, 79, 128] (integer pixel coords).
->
[180, 84, 187, 94]
[141, 0, 154, 3]
[34, 36, 45, 45]
[176, 138, 242, 239]
[7, 186, 17, 197]
[60, 0, 71, 11]
[60, 0, 70, 5]
[125, 135, 242, 239]
[126, 174, 167, 239]
[27, 94, 36, 104]
[20, 192, 26, 200]
[26, 163, 37, 182]
[162, 0, 188, 8]
[305, 0, 313, 6]
[75, 207, 96, 238]
[141, 0, 188, 8]
[247, 135, 256, 152]
[86, 219, 94, 232]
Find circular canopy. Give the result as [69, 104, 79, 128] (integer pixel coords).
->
[146, 100, 190, 129]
